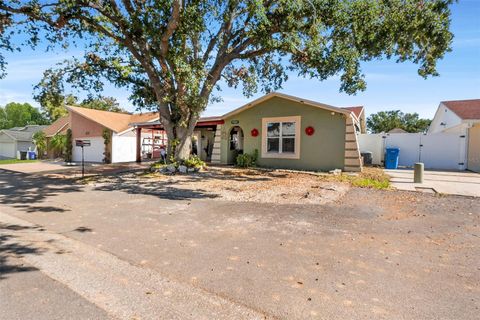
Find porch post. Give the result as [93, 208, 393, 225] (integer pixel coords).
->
[136, 127, 142, 163]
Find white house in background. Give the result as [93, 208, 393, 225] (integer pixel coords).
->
[0, 125, 47, 159]
[429, 99, 480, 133]
[428, 99, 480, 172]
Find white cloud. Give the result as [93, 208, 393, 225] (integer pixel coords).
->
[0, 88, 38, 107]
[2, 54, 74, 82]
[453, 37, 480, 48]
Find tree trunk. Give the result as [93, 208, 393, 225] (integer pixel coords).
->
[163, 122, 194, 162]
[175, 133, 192, 160]
[158, 102, 200, 162]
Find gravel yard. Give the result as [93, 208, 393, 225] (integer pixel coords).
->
[85, 166, 351, 205]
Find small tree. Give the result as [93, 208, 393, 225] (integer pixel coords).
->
[32, 131, 47, 159]
[65, 129, 73, 163]
[102, 128, 112, 164]
[50, 134, 67, 158]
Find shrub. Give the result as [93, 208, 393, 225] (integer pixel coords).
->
[65, 129, 72, 163]
[182, 155, 205, 168]
[102, 128, 111, 163]
[33, 131, 46, 158]
[50, 133, 67, 157]
[236, 149, 258, 168]
[150, 162, 167, 170]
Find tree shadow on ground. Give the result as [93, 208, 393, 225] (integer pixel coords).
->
[0, 223, 46, 280]
[0, 169, 83, 214]
[93, 175, 221, 200]
[91, 167, 290, 200]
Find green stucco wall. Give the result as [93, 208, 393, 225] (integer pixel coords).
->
[220, 96, 346, 171]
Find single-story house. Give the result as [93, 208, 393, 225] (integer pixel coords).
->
[216, 93, 363, 172]
[67, 106, 159, 163]
[0, 125, 48, 159]
[45, 93, 364, 171]
[133, 92, 364, 172]
[428, 99, 480, 172]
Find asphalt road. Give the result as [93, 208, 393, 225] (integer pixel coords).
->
[0, 169, 479, 319]
[1, 255, 112, 320]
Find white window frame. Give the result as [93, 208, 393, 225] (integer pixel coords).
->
[261, 116, 301, 159]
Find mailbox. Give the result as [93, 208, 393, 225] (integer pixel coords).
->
[75, 140, 91, 147]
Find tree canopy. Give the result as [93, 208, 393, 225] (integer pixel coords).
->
[366, 110, 432, 133]
[0, 0, 454, 158]
[0, 102, 49, 129]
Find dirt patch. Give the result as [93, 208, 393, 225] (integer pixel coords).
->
[90, 166, 350, 205]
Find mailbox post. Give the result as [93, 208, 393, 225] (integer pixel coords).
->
[75, 140, 91, 178]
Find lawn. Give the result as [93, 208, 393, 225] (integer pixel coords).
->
[0, 159, 38, 165]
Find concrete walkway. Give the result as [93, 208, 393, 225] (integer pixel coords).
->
[385, 169, 480, 197]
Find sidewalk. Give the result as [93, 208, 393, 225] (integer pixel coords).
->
[385, 169, 480, 197]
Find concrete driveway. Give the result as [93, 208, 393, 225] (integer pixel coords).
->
[0, 161, 70, 174]
[0, 160, 149, 176]
[0, 170, 478, 319]
[385, 169, 480, 197]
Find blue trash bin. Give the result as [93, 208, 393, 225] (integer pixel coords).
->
[27, 151, 36, 160]
[385, 148, 400, 169]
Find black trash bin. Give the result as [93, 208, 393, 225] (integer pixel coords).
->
[361, 151, 373, 166]
[20, 151, 27, 160]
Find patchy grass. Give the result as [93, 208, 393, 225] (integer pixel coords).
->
[150, 162, 168, 170]
[0, 159, 38, 165]
[321, 167, 391, 190]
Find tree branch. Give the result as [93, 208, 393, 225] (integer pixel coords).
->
[160, 0, 182, 57]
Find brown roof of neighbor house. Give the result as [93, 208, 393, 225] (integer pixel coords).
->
[388, 127, 407, 133]
[442, 99, 480, 120]
[43, 115, 70, 137]
[342, 106, 364, 119]
[67, 106, 158, 133]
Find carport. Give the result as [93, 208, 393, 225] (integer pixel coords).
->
[131, 117, 224, 163]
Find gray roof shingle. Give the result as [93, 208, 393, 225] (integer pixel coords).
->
[1, 125, 48, 141]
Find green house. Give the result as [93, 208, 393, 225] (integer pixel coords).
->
[206, 93, 364, 172]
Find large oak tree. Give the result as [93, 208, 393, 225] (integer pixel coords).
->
[0, 0, 454, 159]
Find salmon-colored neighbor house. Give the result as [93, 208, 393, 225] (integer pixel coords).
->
[43, 106, 161, 163]
[67, 106, 160, 163]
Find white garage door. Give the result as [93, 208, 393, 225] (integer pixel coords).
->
[0, 142, 16, 159]
[72, 137, 105, 163]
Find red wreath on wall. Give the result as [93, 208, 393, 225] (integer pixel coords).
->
[305, 126, 315, 136]
[251, 128, 259, 137]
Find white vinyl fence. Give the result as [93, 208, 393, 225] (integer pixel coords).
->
[358, 132, 467, 170]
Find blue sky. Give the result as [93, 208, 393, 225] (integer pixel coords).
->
[0, 1, 479, 119]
